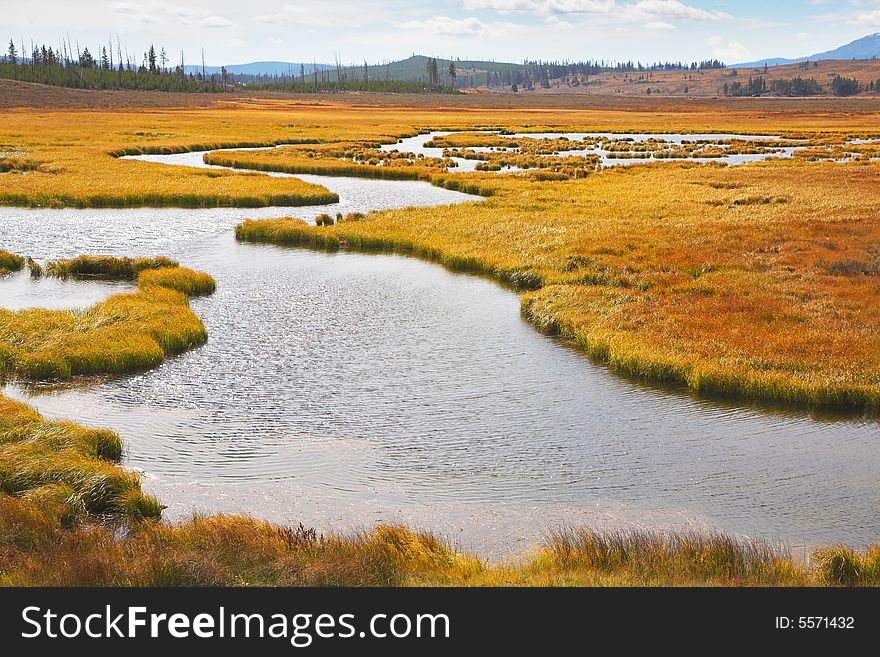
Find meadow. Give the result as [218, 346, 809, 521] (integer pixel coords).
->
[3, 87, 880, 586]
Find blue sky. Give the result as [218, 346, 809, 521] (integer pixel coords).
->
[4, 1, 880, 65]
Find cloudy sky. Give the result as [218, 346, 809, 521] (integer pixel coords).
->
[4, 1, 880, 66]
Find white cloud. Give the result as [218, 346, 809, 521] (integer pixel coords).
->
[645, 21, 676, 30]
[254, 14, 289, 24]
[108, 2, 235, 28]
[395, 16, 494, 37]
[107, 1, 159, 23]
[463, 0, 729, 22]
[707, 35, 750, 61]
[254, 4, 357, 27]
[852, 10, 880, 27]
[545, 15, 574, 29]
[463, 0, 616, 12]
[627, 0, 728, 22]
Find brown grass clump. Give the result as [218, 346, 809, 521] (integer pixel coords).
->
[46, 255, 178, 279]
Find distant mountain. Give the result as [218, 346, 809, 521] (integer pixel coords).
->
[734, 33, 880, 68]
[183, 61, 333, 77]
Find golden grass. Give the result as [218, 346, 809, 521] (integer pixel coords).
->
[1, 255, 215, 381]
[138, 266, 216, 296]
[5, 499, 880, 586]
[0, 396, 160, 524]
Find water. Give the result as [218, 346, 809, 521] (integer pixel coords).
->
[384, 131, 802, 169]
[2, 140, 878, 556]
[0, 269, 132, 311]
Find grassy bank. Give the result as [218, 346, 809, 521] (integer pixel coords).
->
[0, 397, 161, 526]
[3, 499, 879, 586]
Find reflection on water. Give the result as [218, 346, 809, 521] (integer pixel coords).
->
[1, 144, 879, 555]
[0, 269, 133, 311]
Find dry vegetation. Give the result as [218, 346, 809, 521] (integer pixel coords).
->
[3, 89, 880, 586]
[6, 490, 880, 587]
[517, 58, 880, 98]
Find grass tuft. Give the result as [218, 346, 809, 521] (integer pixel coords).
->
[0, 250, 24, 275]
[46, 255, 178, 280]
[138, 266, 216, 297]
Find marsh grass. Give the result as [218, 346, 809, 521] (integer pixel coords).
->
[236, 218, 543, 290]
[236, 218, 342, 250]
[815, 546, 880, 586]
[0, 250, 24, 275]
[2, 255, 216, 381]
[541, 528, 801, 585]
[205, 151, 426, 181]
[138, 266, 216, 296]
[47, 255, 178, 280]
[3, 503, 876, 587]
[0, 396, 159, 524]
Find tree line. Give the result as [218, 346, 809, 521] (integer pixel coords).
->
[2, 38, 226, 92]
[723, 74, 863, 97]
[0, 37, 462, 95]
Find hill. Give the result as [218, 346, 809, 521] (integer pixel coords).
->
[328, 55, 521, 86]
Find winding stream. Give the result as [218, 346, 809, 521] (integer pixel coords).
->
[1, 136, 878, 556]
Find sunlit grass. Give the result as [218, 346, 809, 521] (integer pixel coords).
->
[138, 266, 216, 296]
[1, 256, 215, 381]
[0, 397, 160, 525]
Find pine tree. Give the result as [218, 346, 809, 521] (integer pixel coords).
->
[7, 39, 16, 64]
[79, 47, 95, 68]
